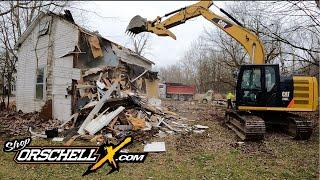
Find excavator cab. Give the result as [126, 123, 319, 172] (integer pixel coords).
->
[237, 64, 318, 112]
[236, 64, 281, 108]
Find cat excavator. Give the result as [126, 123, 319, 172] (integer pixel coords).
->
[126, 0, 318, 140]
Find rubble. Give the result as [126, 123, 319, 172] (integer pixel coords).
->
[144, 142, 166, 152]
[0, 111, 61, 137]
[84, 106, 125, 135]
[194, 125, 209, 129]
[0, 66, 210, 149]
[52, 137, 64, 142]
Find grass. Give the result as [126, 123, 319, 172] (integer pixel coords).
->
[1, 133, 318, 179]
[0, 104, 318, 179]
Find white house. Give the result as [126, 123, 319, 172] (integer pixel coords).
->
[14, 11, 158, 122]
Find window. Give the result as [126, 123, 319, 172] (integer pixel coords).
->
[265, 67, 276, 92]
[241, 68, 261, 90]
[38, 20, 50, 36]
[36, 67, 45, 100]
[11, 84, 15, 92]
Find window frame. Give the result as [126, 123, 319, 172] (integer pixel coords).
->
[240, 68, 262, 91]
[265, 66, 276, 92]
[35, 67, 45, 100]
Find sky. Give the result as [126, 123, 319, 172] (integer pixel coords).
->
[72, 1, 226, 67]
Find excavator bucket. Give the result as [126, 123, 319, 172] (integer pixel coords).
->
[126, 15, 147, 35]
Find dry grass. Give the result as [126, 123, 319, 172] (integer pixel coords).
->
[0, 101, 318, 179]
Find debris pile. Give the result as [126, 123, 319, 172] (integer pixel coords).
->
[9, 67, 208, 146]
[0, 111, 60, 137]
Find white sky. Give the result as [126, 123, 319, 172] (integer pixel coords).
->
[72, 1, 226, 67]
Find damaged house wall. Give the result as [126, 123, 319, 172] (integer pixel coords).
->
[15, 12, 159, 122]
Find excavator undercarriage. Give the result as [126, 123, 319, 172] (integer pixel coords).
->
[225, 110, 313, 141]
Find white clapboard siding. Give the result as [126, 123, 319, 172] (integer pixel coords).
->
[16, 14, 80, 121]
[51, 19, 79, 122]
[84, 106, 125, 135]
[16, 16, 50, 112]
[53, 66, 81, 81]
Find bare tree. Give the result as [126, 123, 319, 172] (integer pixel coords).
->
[159, 1, 320, 94]
[158, 38, 235, 93]
[130, 33, 151, 56]
[158, 64, 183, 84]
[205, 1, 319, 74]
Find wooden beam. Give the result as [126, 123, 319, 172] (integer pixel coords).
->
[78, 81, 119, 135]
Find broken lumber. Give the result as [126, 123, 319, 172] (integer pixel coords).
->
[59, 113, 78, 128]
[130, 70, 148, 83]
[29, 127, 47, 138]
[78, 81, 119, 135]
[84, 106, 125, 135]
[127, 116, 146, 130]
[64, 135, 81, 146]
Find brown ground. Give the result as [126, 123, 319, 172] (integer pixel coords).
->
[0, 100, 319, 179]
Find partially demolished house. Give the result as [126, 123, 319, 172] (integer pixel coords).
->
[15, 11, 159, 122]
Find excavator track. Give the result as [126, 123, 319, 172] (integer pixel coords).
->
[286, 113, 313, 140]
[226, 112, 314, 140]
[225, 110, 266, 141]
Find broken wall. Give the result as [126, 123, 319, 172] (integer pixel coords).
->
[146, 79, 159, 98]
[75, 34, 119, 69]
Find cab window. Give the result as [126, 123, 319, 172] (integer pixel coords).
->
[241, 68, 261, 90]
[265, 66, 276, 92]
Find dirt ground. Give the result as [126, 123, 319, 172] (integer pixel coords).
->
[0, 100, 319, 179]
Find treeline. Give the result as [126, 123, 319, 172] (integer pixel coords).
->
[158, 1, 319, 94]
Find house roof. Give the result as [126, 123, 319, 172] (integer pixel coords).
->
[78, 25, 155, 65]
[14, 11, 154, 65]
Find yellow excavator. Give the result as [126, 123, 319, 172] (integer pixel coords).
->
[126, 0, 318, 140]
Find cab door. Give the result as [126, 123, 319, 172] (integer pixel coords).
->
[264, 65, 281, 107]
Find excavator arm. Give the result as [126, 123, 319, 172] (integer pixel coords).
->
[126, 0, 265, 64]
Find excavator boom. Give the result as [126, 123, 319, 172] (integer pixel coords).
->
[126, 0, 265, 64]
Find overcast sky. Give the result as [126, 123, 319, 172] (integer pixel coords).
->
[72, 1, 226, 67]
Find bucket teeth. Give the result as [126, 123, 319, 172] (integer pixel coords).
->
[126, 30, 135, 37]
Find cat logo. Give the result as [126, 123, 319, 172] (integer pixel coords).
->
[282, 91, 290, 101]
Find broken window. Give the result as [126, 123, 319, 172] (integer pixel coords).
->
[38, 19, 50, 36]
[36, 67, 45, 100]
